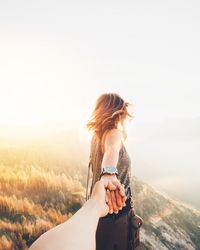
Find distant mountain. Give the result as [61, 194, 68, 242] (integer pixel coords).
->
[131, 176, 200, 249]
[126, 116, 200, 209]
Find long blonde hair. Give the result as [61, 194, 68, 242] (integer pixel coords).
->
[86, 93, 134, 153]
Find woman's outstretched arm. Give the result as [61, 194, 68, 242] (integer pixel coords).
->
[100, 128, 127, 213]
[29, 180, 109, 250]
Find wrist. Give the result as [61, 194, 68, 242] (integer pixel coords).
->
[99, 174, 119, 188]
[100, 173, 118, 179]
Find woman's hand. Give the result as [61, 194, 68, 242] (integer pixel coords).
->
[100, 174, 127, 214]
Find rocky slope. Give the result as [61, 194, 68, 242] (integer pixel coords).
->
[131, 176, 200, 249]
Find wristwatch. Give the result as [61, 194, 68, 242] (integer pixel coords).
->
[99, 166, 119, 179]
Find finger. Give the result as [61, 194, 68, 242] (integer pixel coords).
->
[118, 184, 126, 196]
[115, 189, 123, 209]
[113, 191, 120, 214]
[106, 189, 113, 214]
[110, 190, 118, 213]
[105, 191, 109, 203]
[107, 181, 117, 191]
[112, 181, 125, 196]
[122, 194, 127, 207]
[121, 183, 125, 192]
[106, 189, 112, 206]
[118, 187, 125, 197]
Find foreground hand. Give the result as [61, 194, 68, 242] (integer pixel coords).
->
[90, 180, 110, 217]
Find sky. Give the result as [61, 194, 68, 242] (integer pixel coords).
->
[0, 0, 200, 132]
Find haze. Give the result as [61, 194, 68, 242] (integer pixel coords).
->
[0, 0, 200, 208]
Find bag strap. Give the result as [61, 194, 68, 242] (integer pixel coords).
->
[85, 155, 92, 201]
[127, 183, 135, 208]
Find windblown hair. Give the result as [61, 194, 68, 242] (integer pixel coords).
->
[86, 93, 134, 153]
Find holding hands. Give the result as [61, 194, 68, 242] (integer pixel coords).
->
[100, 174, 127, 214]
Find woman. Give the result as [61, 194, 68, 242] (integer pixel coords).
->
[86, 92, 135, 250]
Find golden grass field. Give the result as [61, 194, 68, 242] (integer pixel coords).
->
[0, 145, 87, 249]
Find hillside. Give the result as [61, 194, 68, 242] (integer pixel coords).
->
[0, 147, 200, 249]
[132, 176, 200, 249]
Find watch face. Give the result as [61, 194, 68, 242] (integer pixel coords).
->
[104, 166, 117, 173]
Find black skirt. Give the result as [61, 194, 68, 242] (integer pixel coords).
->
[96, 197, 135, 250]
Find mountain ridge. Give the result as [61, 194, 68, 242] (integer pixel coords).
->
[132, 176, 200, 249]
